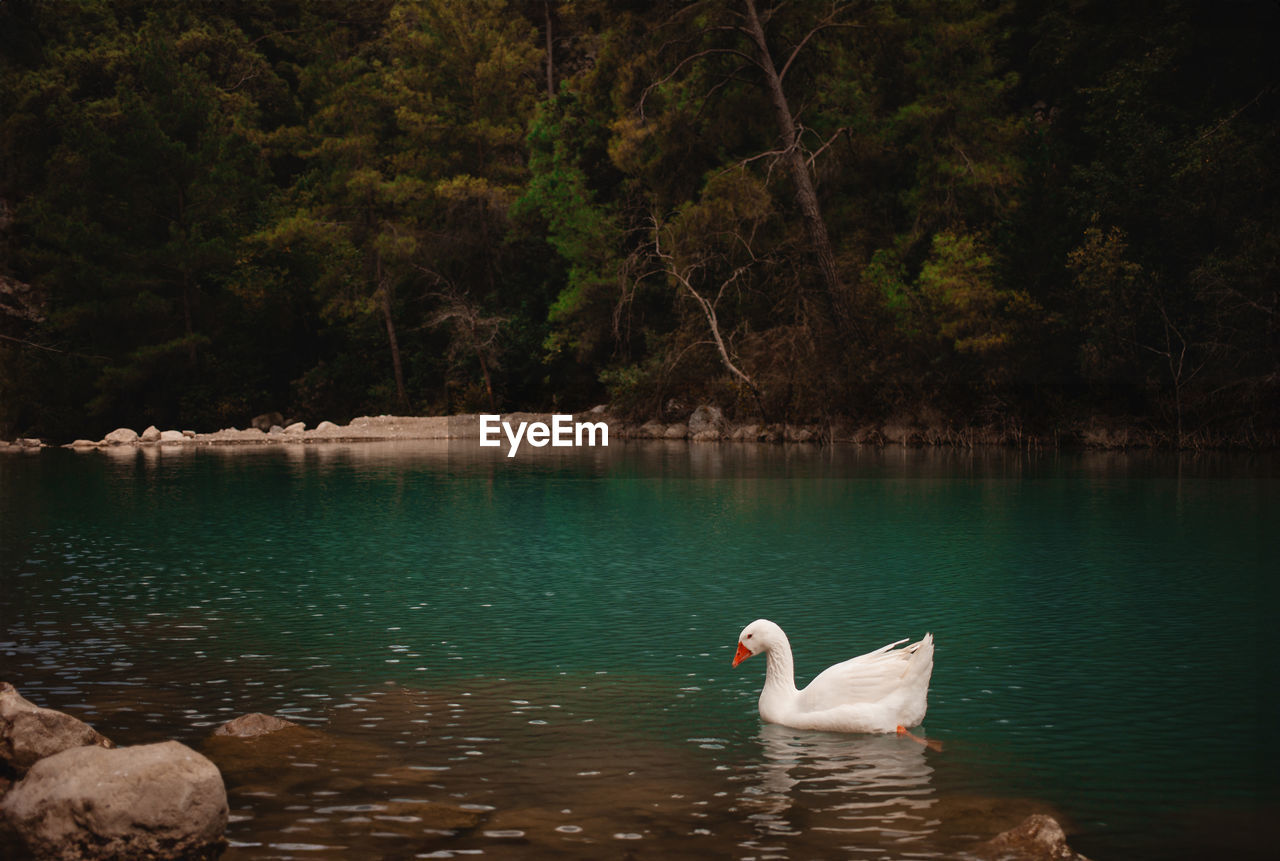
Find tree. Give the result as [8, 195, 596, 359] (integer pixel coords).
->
[0, 1, 281, 433]
[650, 169, 774, 414]
[258, 1, 540, 413]
[637, 1, 857, 334]
[1015, 0, 1280, 441]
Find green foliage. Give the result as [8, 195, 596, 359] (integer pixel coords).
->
[918, 232, 1025, 356]
[0, 0, 1275, 442]
[515, 93, 622, 367]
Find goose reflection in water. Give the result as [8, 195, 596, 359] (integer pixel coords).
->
[739, 723, 938, 852]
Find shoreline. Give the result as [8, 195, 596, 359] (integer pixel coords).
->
[1, 678, 1098, 861]
[3, 408, 1272, 453]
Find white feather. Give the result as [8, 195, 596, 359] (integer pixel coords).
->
[735, 620, 935, 734]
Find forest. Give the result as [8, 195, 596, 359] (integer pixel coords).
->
[1, 0, 1276, 446]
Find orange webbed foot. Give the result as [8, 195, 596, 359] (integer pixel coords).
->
[896, 725, 943, 752]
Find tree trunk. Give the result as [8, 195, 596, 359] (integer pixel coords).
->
[544, 1, 555, 99]
[476, 348, 496, 409]
[376, 254, 409, 410]
[742, 0, 848, 331]
[181, 268, 197, 364]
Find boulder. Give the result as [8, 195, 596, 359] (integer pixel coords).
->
[663, 423, 689, 440]
[973, 814, 1091, 861]
[212, 713, 299, 739]
[139, 425, 162, 443]
[687, 404, 726, 436]
[636, 421, 666, 439]
[17, 438, 42, 448]
[691, 428, 722, 442]
[103, 428, 137, 446]
[0, 683, 113, 777]
[0, 740, 228, 861]
[159, 430, 186, 442]
[314, 420, 340, 432]
[283, 421, 306, 434]
[250, 411, 284, 432]
[64, 440, 101, 449]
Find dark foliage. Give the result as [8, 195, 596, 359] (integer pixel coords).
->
[1, 0, 1275, 445]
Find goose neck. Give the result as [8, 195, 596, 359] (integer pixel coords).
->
[763, 637, 798, 694]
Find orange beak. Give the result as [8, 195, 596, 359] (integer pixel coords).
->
[732, 641, 752, 667]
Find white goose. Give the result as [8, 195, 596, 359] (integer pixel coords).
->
[732, 619, 936, 740]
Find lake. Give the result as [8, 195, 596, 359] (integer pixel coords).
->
[1, 440, 1276, 859]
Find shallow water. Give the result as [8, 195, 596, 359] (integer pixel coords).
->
[1, 441, 1276, 859]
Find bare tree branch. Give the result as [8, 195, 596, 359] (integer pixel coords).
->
[0, 332, 109, 361]
[640, 47, 762, 118]
[801, 124, 847, 168]
[778, 4, 860, 83]
[652, 217, 764, 407]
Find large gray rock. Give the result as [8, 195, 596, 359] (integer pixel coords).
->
[973, 814, 1091, 861]
[139, 425, 162, 443]
[102, 427, 137, 445]
[0, 683, 113, 777]
[687, 404, 726, 437]
[0, 740, 228, 861]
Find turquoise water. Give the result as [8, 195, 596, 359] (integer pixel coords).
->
[2, 442, 1276, 859]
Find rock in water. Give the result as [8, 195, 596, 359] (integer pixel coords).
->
[212, 713, 299, 738]
[139, 425, 162, 443]
[0, 683, 113, 777]
[102, 428, 137, 445]
[0, 741, 228, 860]
[973, 814, 1091, 861]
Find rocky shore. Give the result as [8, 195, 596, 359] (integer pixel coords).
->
[2, 681, 1092, 860]
[0, 403, 1211, 452]
[0, 683, 227, 860]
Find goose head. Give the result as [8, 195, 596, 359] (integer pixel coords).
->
[732, 618, 784, 666]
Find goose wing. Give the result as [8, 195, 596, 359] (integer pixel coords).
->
[797, 634, 934, 714]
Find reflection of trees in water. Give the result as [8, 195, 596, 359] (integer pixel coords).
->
[736, 724, 938, 854]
